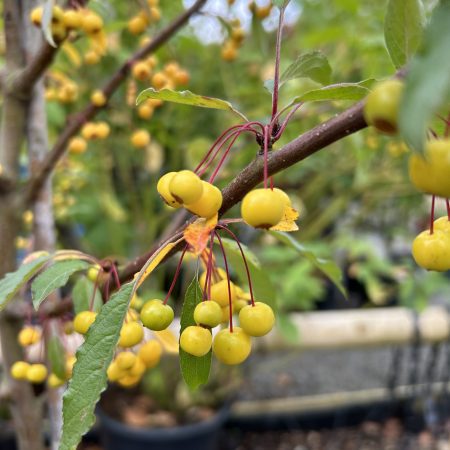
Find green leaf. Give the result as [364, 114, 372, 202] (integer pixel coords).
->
[384, 0, 425, 69]
[31, 260, 90, 310]
[179, 278, 211, 390]
[270, 232, 347, 299]
[42, 0, 57, 48]
[399, 1, 450, 153]
[60, 283, 133, 450]
[264, 79, 275, 94]
[273, 0, 291, 8]
[0, 254, 51, 311]
[289, 81, 374, 105]
[136, 88, 248, 121]
[219, 238, 277, 310]
[280, 51, 332, 86]
[48, 336, 67, 380]
[72, 277, 103, 315]
[277, 313, 299, 344]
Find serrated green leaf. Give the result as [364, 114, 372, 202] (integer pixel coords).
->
[289, 81, 373, 105]
[280, 51, 332, 86]
[0, 254, 51, 311]
[384, 0, 425, 69]
[72, 277, 103, 315]
[48, 336, 66, 380]
[179, 278, 211, 390]
[219, 238, 277, 310]
[60, 282, 133, 450]
[42, 0, 57, 48]
[277, 313, 299, 344]
[31, 260, 90, 310]
[136, 88, 247, 121]
[399, 1, 450, 153]
[270, 232, 347, 299]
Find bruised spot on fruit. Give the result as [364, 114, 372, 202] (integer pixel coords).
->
[372, 118, 396, 135]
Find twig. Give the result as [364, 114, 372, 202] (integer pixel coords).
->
[22, 0, 207, 205]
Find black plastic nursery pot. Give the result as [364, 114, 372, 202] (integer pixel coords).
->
[97, 406, 229, 450]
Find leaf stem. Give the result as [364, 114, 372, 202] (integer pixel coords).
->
[429, 195, 436, 235]
[163, 244, 189, 305]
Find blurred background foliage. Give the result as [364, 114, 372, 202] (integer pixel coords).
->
[14, 0, 447, 330]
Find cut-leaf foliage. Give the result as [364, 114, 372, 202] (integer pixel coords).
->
[271, 232, 347, 299]
[42, 0, 57, 48]
[72, 277, 103, 314]
[60, 283, 133, 450]
[289, 81, 375, 106]
[136, 88, 247, 121]
[32, 260, 90, 310]
[399, 1, 450, 153]
[219, 238, 277, 309]
[48, 336, 67, 380]
[384, 0, 425, 69]
[280, 51, 332, 86]
[179, 278, 211, 390]
[0, 254, 51, 311]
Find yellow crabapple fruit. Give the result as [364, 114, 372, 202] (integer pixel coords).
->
[131, 129, 151, 148]
[118, 322, 144, 348]
[96, 121, 110, 139]
[168, 170, 203, 204]
[363, 79, 403, 134]
[180, 326, 212, 357]
[221, 41, 238, 61]
[30, 7, 43, 26]
[87, 265, 101, 281]
[273, 188, 291, 208]
[84, 50, 101, 65]
[10, 361, 30, 380]
[194, 301, 223, 328]
[185, 181, 223, 218]
[412, 230, 450, 272]
[68, 137, 87, 154]
[128, 357, 146, 377]
[138, 340, 162, 368]
[434, 217, 450, 233]
[241, 188, 284, 228]
[18, 327, 41, 347]
[26, 364, 48, 384]
[48, 373, 65, 388]
[63, 9, 82, 29]
[212, 327, 251, 365]
[107, 361, 125, 382]
[91, 90, 106, 107]
[81, 122, 98, 140]
[151, 72, 168, 89]
[138, 104, 154, 119]
[81, 12, 103, 34]
[157, 172, 182, 208]
[210, 279, 237, 307]
[174, 70, 190, 86]
[117, 374, 141, 388]
[140, 299, 174, 331]
[239, 302, 275, 337]
[115, 352, 137, 370]
[128, 15, 147, 35]
[73, 311, 97, 335]
[132, 61, 151, 81]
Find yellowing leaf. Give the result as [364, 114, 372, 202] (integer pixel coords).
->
[154, 329, 179, 354]
[61, 42, 81, 67]
[270, 206, 299, 232]
[135, 238, 184, 289]
[184, 217, 217, 256]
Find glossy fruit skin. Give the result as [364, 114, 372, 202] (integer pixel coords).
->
[48, 373, 65, 388]
[241, 189, 284, 228]
[185, 181, 223, 218]
[168, 170, 203, 205]
[63, 10, 82, 29]
[194, 301, 223, 328]
[11, 361, 30, 380]
[409, 140, 450, 198]
[157, 172, 182, 208]
[96, 122, 110, 139]
[115, 352, 137, 370]
[27, 364, 48, 384]
[210, 279, 237, 307]
[131, 130, 151, 148]
[73, 311, 97, 335]
[68, 137, 87, 154]
[239, 302, 275, 337]
[128, 16, 147, 35]
[132, 62, 151, 81]
[107, 361, 124, 382]
[434, 217, 450, 233]
[117, 374, 140, 388]
[199, 267, 226, 290]
[412, 230, 450, 272]
[180, 326, 212, 357]
[87, 265, 100, 282]
[129, 357, 146, 377]
[212, 327, 251, 365]
[138, 340, 162, 368]
[118, 322, 144, 348]
[18, 327, 41, 346]
[140, 300, 174, 331]
[363, 79, 403, 134]
[273, 188, 291, 208]
[81, 12, 103, 34]
[30, 7, 43, 26]
[152, 72, 168, 89]
[91, 90, 106, 107]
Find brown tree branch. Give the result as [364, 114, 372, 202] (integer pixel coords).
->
[22, 0, 207, 206]
[118, 100, 367, 282]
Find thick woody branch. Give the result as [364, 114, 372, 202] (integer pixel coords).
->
[22, 0, 207, 205]
[118, 100, 367, 282]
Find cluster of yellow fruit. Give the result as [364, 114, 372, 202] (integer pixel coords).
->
[363, 79, 450, 272]
[157, 170, 223, 219]
[221, 24, 245, 62]
[45, 71, 79, 104]
[10, 326, 76, 388]
[30, 5, 106, 65]
[127, 0, 161, 35]
[132, 59, 190, 89]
